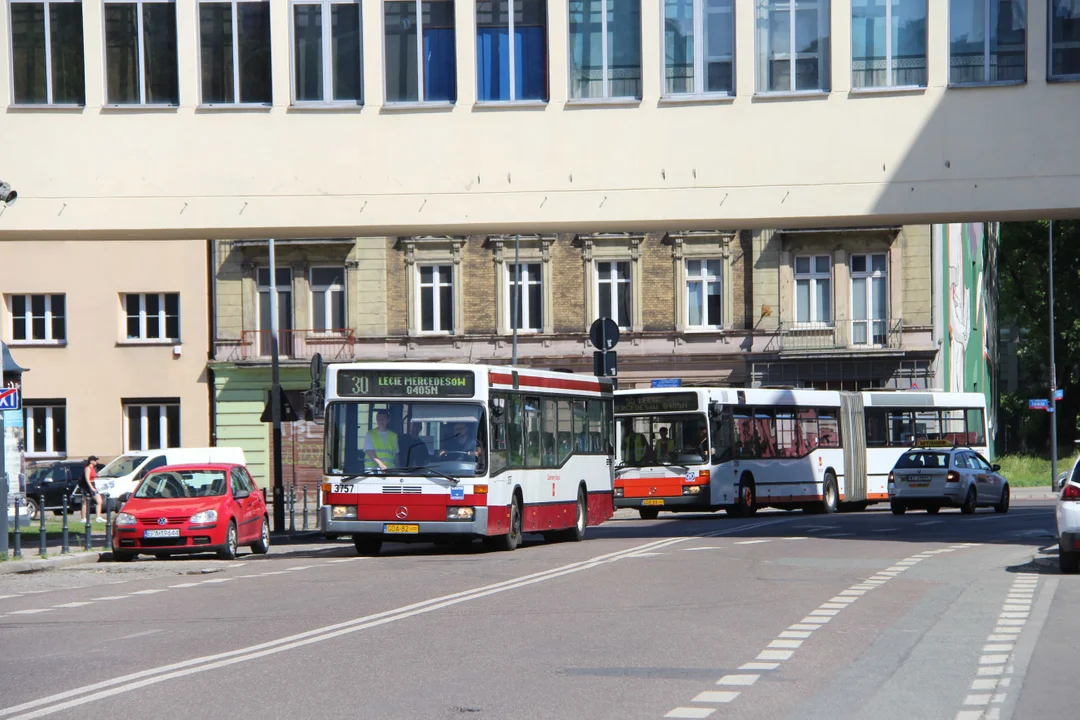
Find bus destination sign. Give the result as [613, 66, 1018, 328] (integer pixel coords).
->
[614, 392, 699, 415]
[337, 370, 476, 398]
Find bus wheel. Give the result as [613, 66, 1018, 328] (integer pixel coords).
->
[552, 487, 588, 542]
[820, 473, 839, 514]
[638, 508, 660, 520]
[492, 496, 522, 551]
[729, 479, 757, 518]
[353, 535, 382, 556]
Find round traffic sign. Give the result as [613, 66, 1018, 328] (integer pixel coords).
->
[589, 317, 620, 350]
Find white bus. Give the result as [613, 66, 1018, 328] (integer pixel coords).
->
[614, 386, 990, 517]
[319, 362, 616, 554]
[615, 388, 861, 517]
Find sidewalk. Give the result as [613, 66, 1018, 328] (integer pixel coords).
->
[1012, 486, 1057, 501]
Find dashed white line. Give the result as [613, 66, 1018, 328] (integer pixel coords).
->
[768, 639, 802, 650]
[665, 707, 715, 719]
[780, 631, 812, 639]
[694, 691, 740, 703]
[52, 602, 94, 608]
[917, 521, 944, 526]
[130, 589, 167, 595]
[92, 596, 129, 601]
[8, 609, 51, 615]
[681, 547, 724, 552]
[716, 675, 759, 687]
[739, 662, 779, 671]
[734, 540, 770, 545]
[756, 650, 794, 661]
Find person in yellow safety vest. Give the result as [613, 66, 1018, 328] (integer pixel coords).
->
[622, 430, 649, 464]
[654, 427, 674, 462]
[365, 410, 399, 470]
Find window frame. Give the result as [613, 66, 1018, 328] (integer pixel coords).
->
[196, 0, 274, 107]
[505, 261, 543, 333]
[594, 259, 633, 331]
[849, 252, 888, 346]
[121, 292, 181, 343]
[476, 0, 550, 103]
[1049, 0, 1080, 81]
[662, 0, 736, 98]
[288, 0, 363, 106]
[416, 262, 455, 335]
[569, 0, 643, 100]
[8, 0, 86, 107]
[6, 293, 66, 344]
[793, 254, 832, 326]
[123, 399, 181, 452]
[850, 0, 928, 90]
[382, 0, 457, 105]
[755, 0, 832, 94]
[24, 400, 67, 457]
[684, 257, 724, 330]
[102, 0, 179, 106]
[308, 265, 347, 333]
[948, 0, 1028, 86]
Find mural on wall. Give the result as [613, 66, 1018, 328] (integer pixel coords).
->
[941, 223, 999, 448]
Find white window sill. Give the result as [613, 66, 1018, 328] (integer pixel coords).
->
[473, 100, 548, 110]
[288, 102, 364, 112]
[415, 331, 455, 336]
[7, 339, 66, 347]
[380, 101, 455, 112]
[683, 327, 726, 334]
[946, 80, 1026, 89]
[101, 104, 179, 112]
[848, 85, 926, 97]
[565, 97, 641, 108]
[752, 90, 830, 101]
[25, 452, 67, 460]
[1047, 75, 1080, 84]
[657, 93, 735, 106]
[195, 103, 273, 112]
[119, 339, 182, 346]
[7, 104, 84, 111]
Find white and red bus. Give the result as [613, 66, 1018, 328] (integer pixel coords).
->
[319, 362, 615, 554]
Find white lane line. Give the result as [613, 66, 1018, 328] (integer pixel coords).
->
[971, 679, 998, 691]
[739, 663, 779, 671]
[983, 644, 1013, 653]
[200, 579, 232, 584]
[734, 540, 770, 545]
[681, 547, 724, 552]
[130, 589, 167, 595]
[964, 694, 992, 706]
[716, 674, 759, 686]
[694, 691, 740, 703]
[756, 650, 794, 661]
[628, 552, 663, 557]
[849, 585, 876, 590]
[977, 666, 1005, 677]
[169, 584, 200, 589]
[872, 528, 899, 533]
[8, 609, 52, 615]
[801, 616, 831, 625]
[917, 520, 943, 526]
[781, 536, 810, 540]
[326, 558, 364, 564]
[840, 590, 867, 596]
[779, 631, 812, 639]
[92, 596, 130, 601]
[768, 640, 802, 650]
[52, 602, 94, 609]
[0, 595, 18, 601]
[665, 708, 716, 718]
[116, 630, 164, 641]
[980, 655, 1010, 665]
[256, 572, 289, 576]
[788, 625, 820, 632]
[809, 609, 840, 617]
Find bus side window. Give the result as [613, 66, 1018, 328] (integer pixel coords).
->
[798, 408, 818, 450]
[556, 399, 572, 464]
[489, 395, 508, 474]
[712, 409, 733, 463]
[541, 398, 558, 466]
[508, 395, 525, 467]
[965, 408, 986, 445]
[573, 400, 589, 452]
[865, 409, 887, 447]
[524, 397, 542, 468]
[818, 411, 841, 448]
[734, 412, 754, 458]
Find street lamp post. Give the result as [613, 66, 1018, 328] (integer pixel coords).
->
[1049, 221, 1059, 487]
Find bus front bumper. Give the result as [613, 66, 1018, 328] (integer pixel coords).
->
[320, 506, 491, 538]
[614, 495, 712, 511]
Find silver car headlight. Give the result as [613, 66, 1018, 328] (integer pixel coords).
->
[115, 512, 137, 527]
[190, 510, 218, 524]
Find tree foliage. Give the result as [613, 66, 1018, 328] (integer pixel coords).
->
[998, 220, 1080, 455]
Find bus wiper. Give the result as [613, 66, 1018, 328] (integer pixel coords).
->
[388, 466, 460, 485]
[334, 468, 386, 482]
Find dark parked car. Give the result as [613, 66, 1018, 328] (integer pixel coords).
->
[24, 460, 84, 520]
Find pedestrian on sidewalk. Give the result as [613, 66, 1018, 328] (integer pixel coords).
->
[81, 456, 105, 524]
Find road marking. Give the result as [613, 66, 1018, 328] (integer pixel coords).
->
[781, 537, 810, 540]
[788, 625, 819, 632]
[665, 708, 715, 718]
[916, 521, 943, 526]
[734, 540, 770, 545]
[696, 691, 741, 703]
[326, 558, 364, 564]
[1, 518, 797, 720]
[52, 602, 94, 609]
[8, 609, 51, 615]
[871, 528, 899, 533]
[780, 631, 812, 639]
[756, 650, 794, 661]
[809, 609, 840, 617]
[716, 675, 759, 687]
[801, 616, 831, 625]
[92, 596, 129, 601]
[983, 644, 1013, 653]
[821, 602, 851, 609]
[628, 552, 663, 557]
[169, 584, 200, 589]
[130, 589, 167, 595]
[768, 640, 802, 649]
[116, 630, 163, 641]
[200, 579, 232, 584]
[0, 595, 18, 601]
[739, 663, 779, 671]
[681, 547, 724, 552]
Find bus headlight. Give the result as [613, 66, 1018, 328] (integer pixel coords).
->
[614, 487, 624, 498]
[682, 485, 702, 496]
[332, 505, 357, 519]
[447, 507, 475, 521]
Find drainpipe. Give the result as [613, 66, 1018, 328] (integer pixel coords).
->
[207, 239, 217, 446]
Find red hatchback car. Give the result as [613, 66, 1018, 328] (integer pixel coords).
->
[112, 463, 269, 561]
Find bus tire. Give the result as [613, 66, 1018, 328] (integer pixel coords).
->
[552, 487, 588, 542]
[638, 507, 660, 520]
[353, 535, 383, 556]
[820, 473, 839, 514]
[492, 495, 523, 552]
[730, 477, 757, 518]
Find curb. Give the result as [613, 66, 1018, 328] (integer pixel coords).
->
[0, 550, 104, 575]
[270, 531, 330, 546]
[1012, 487, 1056, 501]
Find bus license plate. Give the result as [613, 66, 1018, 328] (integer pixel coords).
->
[143, 529, 180, 538]
[642, 499, 665, 506]
[384, 524, 419, 534]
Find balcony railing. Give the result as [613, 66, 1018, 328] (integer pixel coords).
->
[763, 317, 904, 354]
[224, 329, 356, 362]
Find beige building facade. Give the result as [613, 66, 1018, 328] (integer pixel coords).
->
[1, 240, 211, 463]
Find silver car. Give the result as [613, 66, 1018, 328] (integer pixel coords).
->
[888, 446, 1009, 515]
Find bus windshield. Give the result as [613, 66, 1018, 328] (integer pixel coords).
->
[326, 401, 487, 478]
[617, 413, 709, 467]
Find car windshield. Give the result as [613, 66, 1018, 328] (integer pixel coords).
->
[134, 470, 228, 499]
[617, 414, 710, 467]
[98, 454, 145, 478]
[325, 401, 486, 478]
[26, 464, 55, 483]
[894, 451, 950, 469]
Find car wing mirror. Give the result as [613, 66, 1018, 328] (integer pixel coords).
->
[233, 490, 250, 500]
[991, 464, 1001, 472]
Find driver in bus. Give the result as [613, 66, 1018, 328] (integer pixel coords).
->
[365, 410, 399, 471]
[440, 423, 477, 456]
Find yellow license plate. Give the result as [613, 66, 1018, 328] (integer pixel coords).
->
[383, 524, 419, 534]
[909, 483, 930, 488]
[642, 499, 665, 506]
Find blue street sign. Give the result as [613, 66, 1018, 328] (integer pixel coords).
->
[1055, 389, 1064, 401]
[651, 379, 682, 388]
[0, 388, 19, 411]
[1028, 399, 1049, 411]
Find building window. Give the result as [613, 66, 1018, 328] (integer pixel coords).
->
[25, 401, 67, 456]
[477, 0, 548, 102]
[851, 0, 927, 88]
[8, 294, 65, 342]
[384, 0, 456, 103]
[1051, 0, 1080, 79]
[569, 0, 641, 99]
[123, 293, 180, 341]
[198, 0, 272, 104]
[664, 0, 734, 96]
[850, 253, 888, 345]
[686, 259, 722, 329]
[124, 401, 180, 451]
[755, 0, 831, 93]
[948, 0, 1026, 85]
[310, 267, 345, 331]
[291, 0, 362, 104]
[104, 0, 179, 105]
[507, 263, 542, 331]
[596, 261, 631, 329]
[794, 255, 831, 325]
[9, 0, 85, 105]
[257, 267, 293, 354]
[418, 265, 454, 333]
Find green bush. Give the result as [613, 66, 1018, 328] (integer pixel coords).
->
[995, 453, 1077, 487]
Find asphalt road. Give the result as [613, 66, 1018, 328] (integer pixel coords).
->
[0, 500, 1068, 720]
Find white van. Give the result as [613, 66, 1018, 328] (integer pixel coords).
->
[95, 447, 248, 502]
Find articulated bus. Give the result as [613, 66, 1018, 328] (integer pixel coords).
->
[320, 362, 616, 555]
[614, 387, 989, 517]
